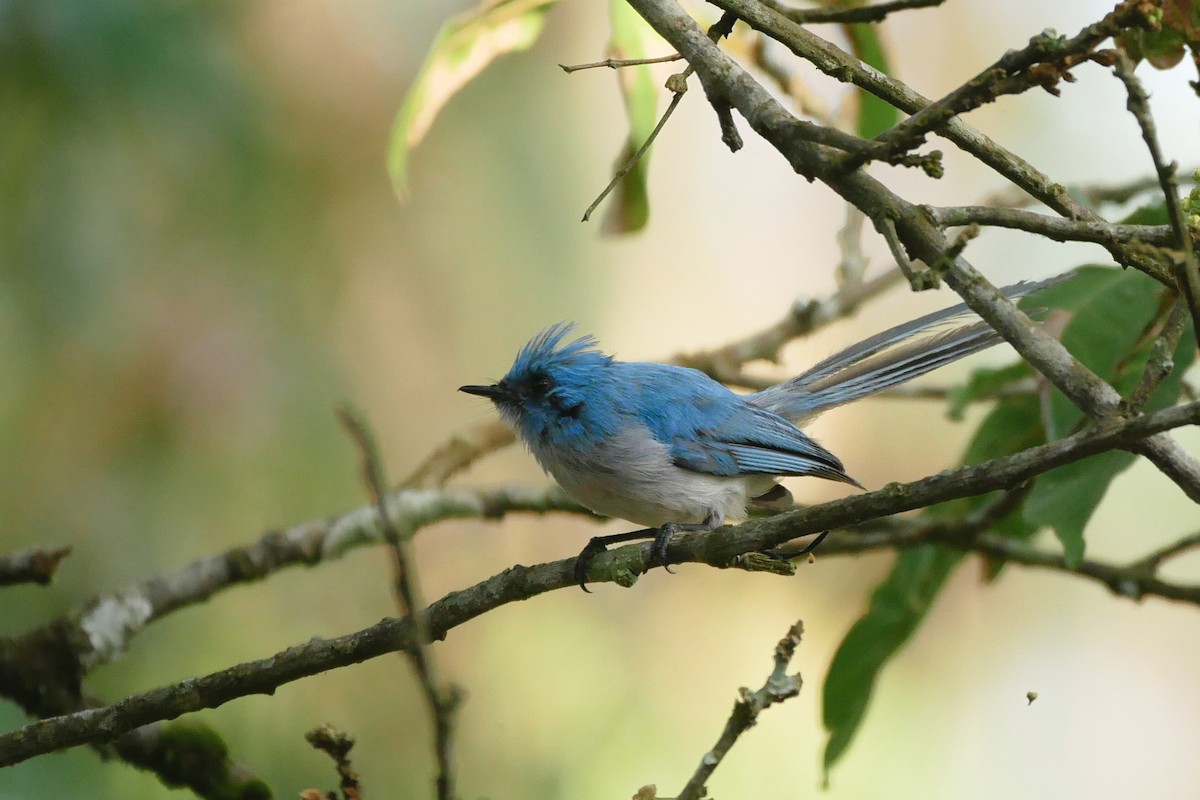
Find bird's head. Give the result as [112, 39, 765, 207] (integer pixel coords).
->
[459, 323, 615, 446]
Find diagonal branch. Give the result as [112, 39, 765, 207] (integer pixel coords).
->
[0, 546, 72, 587]
[701, 0, 1176, 286]
[1112, 51, 1200, 346]
[622, 0, 1200, 502]
[762, 0, 944, 25]
[676, 621, 805, 800]
[1, 399, 1196, 769]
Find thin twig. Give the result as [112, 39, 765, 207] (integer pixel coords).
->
[926, 205, 1178, 247]
[304, 724, 363, 800]
[582, 90, 684, 222]
[676, 622, 805, 800]
[0, 546, 72, 587]
[1131, 530, 1200, 575]
[1127, 296, 1189, 414]
[876, 215, 929, 288]
[559, 53, 683, 73]
[582, 12, 738, 222]
[1112, 52, 1200, 347]
[337, 405, 459, 800]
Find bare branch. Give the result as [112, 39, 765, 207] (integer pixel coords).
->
[1112, 52, 1200, 345]
[762, 0, 944, 25]
[674, 267, 904, 381]
[305, 724, 363, 800]
[0, 546, 72, 587]
[1, 399, 1196, 769]
[676, 622, 805, 800]
[560, 53, 683, 73]
[1127, 296, 1189, 414]
[926, 205, 1178, 247]
[702, 0, 1176, 286]
[842, 5, 1143, 172]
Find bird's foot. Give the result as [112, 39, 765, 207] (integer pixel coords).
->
[574, 537, 611, 593]
[652, 523, 680, 574]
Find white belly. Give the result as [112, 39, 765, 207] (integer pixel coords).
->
[529, 424, 772, 527]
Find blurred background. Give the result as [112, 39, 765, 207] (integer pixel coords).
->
[2, 0, 1199, 797]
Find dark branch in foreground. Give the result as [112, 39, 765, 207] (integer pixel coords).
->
[624, 0, 1200, 503]
[1, 400, 1195, 769]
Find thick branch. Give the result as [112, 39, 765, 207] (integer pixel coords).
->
[623, 0, 1200, 501]
[763, 0, 943, 25]
[1, 400, 1195, 768]
[701, 0, 1175, 285]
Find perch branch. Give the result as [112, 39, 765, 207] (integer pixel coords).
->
[1, 399, 1196, 768]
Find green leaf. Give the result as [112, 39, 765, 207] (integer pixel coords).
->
[1045, 269, 1161, 439]
[1024, 450, 1134, 564]
[1120, 202, 1169, 226]
[822, 546, 962, 779]
[945, 361, 1031, 421]
[388, 0, 557, 197]
[1025, 280, 1196, 564]
[844, 23, 898, 138]
[822, 384, 1047, 779]
[602, 0, 663, 234]
[823, 266, 1195, 776]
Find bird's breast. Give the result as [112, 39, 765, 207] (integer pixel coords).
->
[528, 423, 759, 527]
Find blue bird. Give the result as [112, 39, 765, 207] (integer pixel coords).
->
[461, 279, 1055, 590]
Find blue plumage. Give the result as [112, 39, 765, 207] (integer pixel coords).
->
[460, 278, 1058, 588]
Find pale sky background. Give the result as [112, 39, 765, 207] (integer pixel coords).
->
[3, 2, 1198, 799]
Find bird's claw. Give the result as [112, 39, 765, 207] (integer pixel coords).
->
[574, 537, 609, 592]
[797, 529, 830, 556]
[653, 525, 678, 573]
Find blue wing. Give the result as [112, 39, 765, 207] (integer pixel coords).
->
[669, 404, 862, 486]
[613, 362, 861, 487]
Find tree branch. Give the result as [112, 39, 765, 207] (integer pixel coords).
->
[926, 205, 1178, 247]
[762, 0, 944, 25]
[0, 546, 72, 587]
[676, 621, 805, 800]
[701, 0, 1176, 286]
[1112, 51, 1200, 345]
[621, 0, 1200, 501]
[1, 399, 1195, 768]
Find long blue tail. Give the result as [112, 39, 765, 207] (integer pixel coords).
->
[749, 275, 1064, 423]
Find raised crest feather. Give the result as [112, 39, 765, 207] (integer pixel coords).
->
[512, 322, 607, 374]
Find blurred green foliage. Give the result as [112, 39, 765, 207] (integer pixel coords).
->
[1, 2, 360, 794]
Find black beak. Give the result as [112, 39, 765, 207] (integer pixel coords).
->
[459, 384, 506, 401]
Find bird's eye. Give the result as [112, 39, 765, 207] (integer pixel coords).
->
[531, 373, 553, 395]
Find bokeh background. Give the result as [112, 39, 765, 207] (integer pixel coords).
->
[2, 0, 1199, 798]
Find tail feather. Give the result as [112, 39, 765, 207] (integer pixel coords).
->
[750, 276, 1064, 422]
